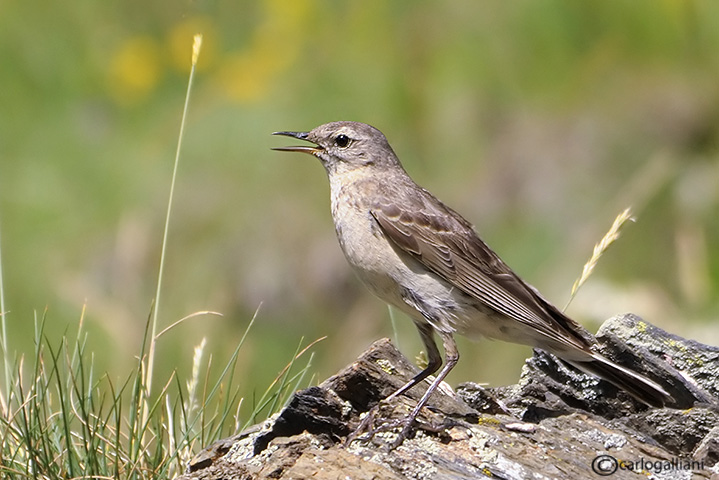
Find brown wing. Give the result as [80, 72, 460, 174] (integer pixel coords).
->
[370, 191, 593, 351]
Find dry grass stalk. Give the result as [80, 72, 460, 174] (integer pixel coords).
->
[564, 207, 635, 311]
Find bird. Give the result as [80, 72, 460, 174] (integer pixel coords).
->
[272, 121, 672, 444]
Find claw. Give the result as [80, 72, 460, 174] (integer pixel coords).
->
[344, 399, 415, 448]
[344, 398, 429, 450]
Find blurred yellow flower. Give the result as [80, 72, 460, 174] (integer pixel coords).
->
[107, 0, 314, 105]
[107, 35, 163, 105]
[215, 0, 314, 103]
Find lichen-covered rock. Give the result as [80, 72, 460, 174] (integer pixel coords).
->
[177, 314, 719, 480]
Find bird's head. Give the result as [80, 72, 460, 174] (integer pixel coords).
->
[273, 121, 401, 175]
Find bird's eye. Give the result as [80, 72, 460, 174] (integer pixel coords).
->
[335, 134, 350, 148]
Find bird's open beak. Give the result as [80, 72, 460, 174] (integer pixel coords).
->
[272, 131, 322, 155]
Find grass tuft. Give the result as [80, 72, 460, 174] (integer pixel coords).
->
[0, 306, 318, 479]
[0, 33, 321, 479]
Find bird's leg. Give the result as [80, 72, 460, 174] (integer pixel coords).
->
[391, 330, 458, 448]
[386, 321, 443, 401]
[346, 323, 460, 448]
[345, 322, 442, 446]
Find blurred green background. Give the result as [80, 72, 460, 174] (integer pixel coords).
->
[1, 0, 718, 410]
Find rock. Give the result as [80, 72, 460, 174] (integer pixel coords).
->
[253, 386, 351, 454]
[178, 314, 719, 480]
[693, 426, 719, 466]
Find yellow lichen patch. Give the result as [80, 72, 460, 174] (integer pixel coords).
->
[662, 338, 687, 352]
[377, 358, 398, 375]
[476, 416, 502, 427]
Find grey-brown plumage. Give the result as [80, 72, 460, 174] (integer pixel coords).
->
[273, 121, 671, 444]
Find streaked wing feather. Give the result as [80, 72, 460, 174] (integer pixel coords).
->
[371, 199, 591, 350]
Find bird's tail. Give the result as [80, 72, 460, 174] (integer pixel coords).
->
[567, 353, 673, 408]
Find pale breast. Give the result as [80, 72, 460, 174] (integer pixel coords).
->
[330, 182, 403, 297]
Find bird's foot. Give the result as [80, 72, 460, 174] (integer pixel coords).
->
[344, 401, 399, 447]
[344, 399, 449, 449]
